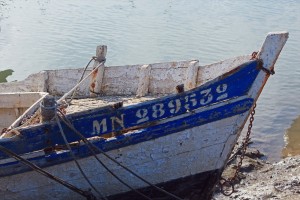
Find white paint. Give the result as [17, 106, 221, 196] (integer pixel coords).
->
[0, 57, 248, 98]
[197, 55, 251, 86]
[0, 92, 47, 131]
[185, 60, 199, 90]
[248, 32, 289, 100]
[0, 71, 48, 93]
[92, 118, 107, 135]
[257, 31, 289, 71]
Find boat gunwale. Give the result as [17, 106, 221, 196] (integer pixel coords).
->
[0, 59, 260, 162]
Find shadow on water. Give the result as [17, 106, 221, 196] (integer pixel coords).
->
[282, 116, 300, 158]
[0, 69, 14, 83]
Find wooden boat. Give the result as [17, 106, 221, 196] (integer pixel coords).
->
[0, 32, 288, 200]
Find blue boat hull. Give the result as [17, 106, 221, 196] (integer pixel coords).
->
[0, 60, 259, 200]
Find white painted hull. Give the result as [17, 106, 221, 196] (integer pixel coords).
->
[0, 113, 247, 200]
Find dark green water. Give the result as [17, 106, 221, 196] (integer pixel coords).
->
[0, 0, 300, 161]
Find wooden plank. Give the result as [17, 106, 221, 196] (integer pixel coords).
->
[149, 66, 186, 94]
[47, 69, 89, 96]
[101, 60, 196, 95]
[101, 65, 140, 95]
[197, 55, 250, 86]
[0, 71, 48, 93]
[0, 93, 44, 108]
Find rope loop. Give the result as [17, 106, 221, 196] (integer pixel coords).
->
[40, 101, 57, 110]
[92, 56, 106, 63]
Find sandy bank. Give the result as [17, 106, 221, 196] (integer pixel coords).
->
[213, 150, 300, 200]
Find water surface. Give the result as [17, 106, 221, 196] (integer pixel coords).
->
[0, 0, 300, 161]
[282, 116, 300, 157]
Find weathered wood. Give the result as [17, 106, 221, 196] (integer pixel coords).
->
[0, 113, 245, 199]
[90, 45, 107, 97]
[248, 32, 289, 98]
[56, 63, 105, 104]
[0, 92, 48, 131]
[0, 97, 253, 170]
[258, 31, 289, 71]
[0, 71, 48, 93]
[197, 55, 250, 86]
[0, 60, 260, 158]
[1, 59, 247, 96]
[136, 64, 151, 97]
[0, 93, 46, 109]
[185, 60, 199, 90]
[8, 92, 48, 129]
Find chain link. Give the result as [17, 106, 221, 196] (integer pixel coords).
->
[219, 103, 256, 196]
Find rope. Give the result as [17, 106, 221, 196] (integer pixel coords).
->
[57, 110, 184, 200]
[55, 115, 107, 200]
[69, 57, 97, 103]
[57, 59, 106, 105]
[56, 111, 153, 200]
[0, 145, 96, 200]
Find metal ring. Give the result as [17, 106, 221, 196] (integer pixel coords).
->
[220, 178, 234, 196]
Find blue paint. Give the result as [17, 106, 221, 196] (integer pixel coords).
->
[0, 97, 253, 177]
[0, 60, 260, 159]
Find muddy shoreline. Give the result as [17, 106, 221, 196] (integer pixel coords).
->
[213, 148, 300, 200]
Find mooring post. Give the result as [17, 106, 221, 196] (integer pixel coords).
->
[40, 95, 56, 122]
[90, 45, 107, 97]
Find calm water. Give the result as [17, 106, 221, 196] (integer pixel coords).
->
[0, 0, 299, 161]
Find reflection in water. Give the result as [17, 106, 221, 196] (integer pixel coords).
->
[0, 69, 14, 83]
[282, 116, 300, 157]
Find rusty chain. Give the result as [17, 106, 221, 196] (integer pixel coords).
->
[219, 103, 256, 196]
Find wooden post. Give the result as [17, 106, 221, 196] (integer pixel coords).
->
[90, 45, 107, 97]
[185, 60, 199, 90]
[136, 64, 151, 97]
[40, 95, 56, 122]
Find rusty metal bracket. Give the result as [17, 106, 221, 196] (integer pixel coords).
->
[259, 65, 275, 75]
[112, 102, 123, 109]
[176, 84, 185, 93]
[253, 53, 275, 75]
